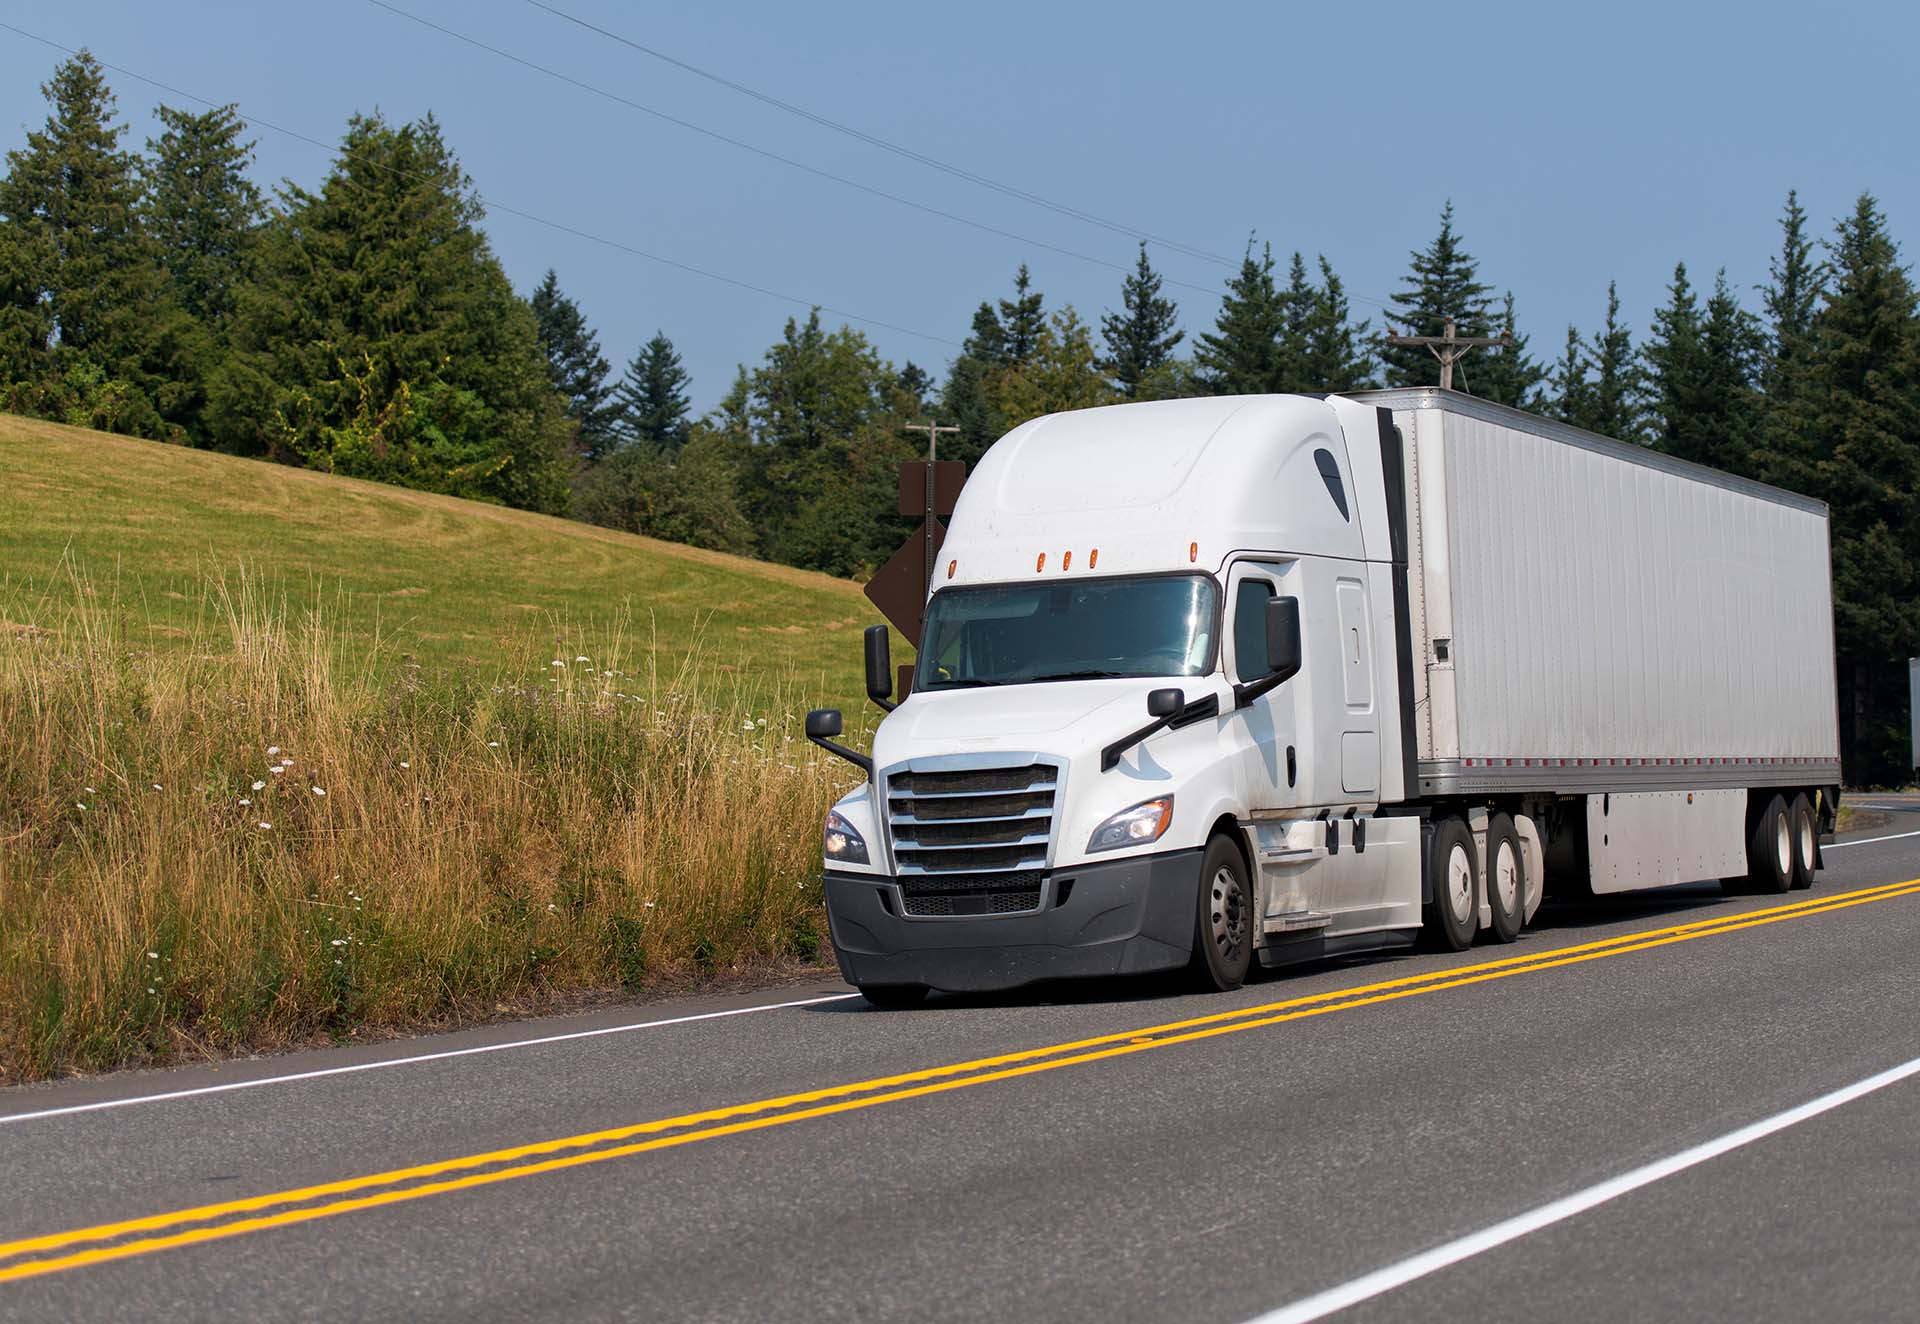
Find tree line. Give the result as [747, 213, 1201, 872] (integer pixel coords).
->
[3, 52, 1916, 782]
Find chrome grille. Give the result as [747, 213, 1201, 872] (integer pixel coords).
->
[885, 763, 1058, 905]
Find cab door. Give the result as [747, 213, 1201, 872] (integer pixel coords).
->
[1224, 560, 1298, 815]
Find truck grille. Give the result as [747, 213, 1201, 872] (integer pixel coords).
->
[885, 763, 1058, 915]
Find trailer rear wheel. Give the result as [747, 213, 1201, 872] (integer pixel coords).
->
[1189, 834, 1253, 992]
[1742, 794, 1794, 895]
[1425, 818, 1478, 951]
[1485, 814, 1525, 943]
[1789, 794, 1817, 890]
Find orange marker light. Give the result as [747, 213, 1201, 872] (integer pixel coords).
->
[947, 559, 956, 579]
[1062, 550, 1072, 571]
[1089, 548, 1099, 569]
[1189, 541, 1199, 564]
[1036, 552, 1047, 572]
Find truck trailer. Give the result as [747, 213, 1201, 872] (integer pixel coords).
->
[806, 389, 1842, 1005]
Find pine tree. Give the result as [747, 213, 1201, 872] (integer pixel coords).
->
[1382, 201, 1494, 387]
[1784, 195, 1920, 782]
[1642, 263, 1705, 460]
[1583, 282, 1640, 439]
[1464, 293, 1544, 409]
[940, 300, 1011, 468]
[1194, 239, 1284, 394]
[1548, 326, 1591, 426]
[1695, 271, 1765, 473]
[1275, 252, 1313, 391]
[209, 112, 570, 512]
[897, 360, 931, 412]
[985, 306, 1116, 426]
[999, 265, 1045, 366]
[1297, 256, 1374, 391]
[0, 51, 171, 433]
[1761, 189, 1824, 400]
[1100, 243, 1182, 397]
[530, 269, 617, 459]
[614, 332, 692, 451]
[143, 103, 263, 333]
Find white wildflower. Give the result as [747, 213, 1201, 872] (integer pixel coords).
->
[75, 802, 86, 810]
[550, 660, 565, 668]
[399, 761, 410, 769]
[311, 786, 326, 797]
[575, 655, 589, 662]
[270, 766, 285, 775]
[238, 798, 251, 806]
[148, 987, 156, 995]
[85, 786, 96, 794]
[331, 938, 346, 947]
[742, 720, 755, 730]
[252, 781, 265, 791]
[147, 951, 159, 960]
[487, 740, 500, 748]
[268, 746, 280, 755]
[258, 822, 272, 831]
[644, 900, 657, 909]
[151, 783, 163, 791]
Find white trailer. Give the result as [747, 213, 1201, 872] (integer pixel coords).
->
[805, 390, 1842, 1005]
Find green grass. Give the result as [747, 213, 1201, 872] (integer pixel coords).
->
[0, 413, 899, 713]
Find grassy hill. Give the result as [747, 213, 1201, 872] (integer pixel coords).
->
[0, 414, 902, 1080]
[0, 413, 895, 713]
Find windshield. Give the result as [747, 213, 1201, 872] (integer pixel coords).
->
[915, 574, 1218, 691]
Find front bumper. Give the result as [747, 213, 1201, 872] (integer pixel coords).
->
[823, 848, 1202, 993]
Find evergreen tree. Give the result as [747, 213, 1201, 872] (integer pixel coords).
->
[1583, 282, 1640, 439]
[530, 269, 617, 459]
[1695, 271, 1765, 472]
[572, 424, 752, 553]
[1761, 188, 1824, 400]
[1548, 326, 1591, 426]
[1783, 195, 1920, 782]
[0, 51, 172, 434]
[614, 331, 692, 451]
[143, 103, 263, 333]
[897, 360, 931, 412]
[998, 265, 1045, 366]
[209, 112, 570, 512]
[1466, 292, 1545, 409]
[939, 300, 1011, 468]
[1100, 242, 1182, 397]
[1642, 263, 1705, 460]
[1296, 256, 1374, 391]
[984, 306, 1116, 426]
[1382, 201, 1494, 387]
[1194, 239, 1284, 394]
[1275, 252, 1314, 391]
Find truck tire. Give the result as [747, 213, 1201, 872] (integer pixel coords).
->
[1485, 814, 1525, 944]
[1789, 793, 1817, 890]
[1189, 834, 1253, 992]
[1425, 817, 1478, 951]
[1743, 794, 1794, 895]
[858, 983, 929, 1009]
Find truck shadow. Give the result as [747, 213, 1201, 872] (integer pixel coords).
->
[811, 880, 1751, 1012]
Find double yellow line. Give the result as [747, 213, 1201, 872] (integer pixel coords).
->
[5, 876, 1918, 1285]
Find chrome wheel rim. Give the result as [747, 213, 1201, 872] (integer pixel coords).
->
[1494, 839, 1519, 916]
[1798, 813, 1815, 871]
[1447, 843, 1474, 923]
[1775, 813, 1792, 878]
[1209, 866, 1247, 964]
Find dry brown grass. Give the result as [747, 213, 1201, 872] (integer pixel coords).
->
[0, 566, 861, 1082]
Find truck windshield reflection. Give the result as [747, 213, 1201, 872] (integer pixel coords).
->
[915, 574, 1218, 691]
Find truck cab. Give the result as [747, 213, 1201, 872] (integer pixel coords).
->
[810, 394, 1432, 1004]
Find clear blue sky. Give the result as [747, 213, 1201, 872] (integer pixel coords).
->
[4, 1, 1915, 413]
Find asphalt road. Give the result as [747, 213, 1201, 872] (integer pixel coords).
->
[4, 806, 1920, 1322]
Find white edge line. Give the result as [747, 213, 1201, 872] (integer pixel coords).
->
[0, 993, 862, 1125]
[1824, 828, 1920, 849]
[1245, 1053, 1920, 1324]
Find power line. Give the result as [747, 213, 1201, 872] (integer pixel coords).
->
[522, 0, 1239, 271]
[0, 20, 961, 350]
[366, 0, 1225, 300]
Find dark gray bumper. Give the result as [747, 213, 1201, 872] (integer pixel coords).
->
[823, 848, 1202, 993]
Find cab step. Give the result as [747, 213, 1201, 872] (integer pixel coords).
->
[1262, 910, 1331, 935]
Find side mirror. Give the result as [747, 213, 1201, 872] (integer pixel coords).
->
[1265, 596, 1302, 681]
[1146, 687, 1185, 718]
[805, 708, 844, 740]
[863, 625, 895, 711]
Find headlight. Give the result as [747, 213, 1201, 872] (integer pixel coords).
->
[1087, 796, 1174, 853]
[823, 810, 870, 865]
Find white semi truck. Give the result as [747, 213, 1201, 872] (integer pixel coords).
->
[806, 389, 1842, 1006]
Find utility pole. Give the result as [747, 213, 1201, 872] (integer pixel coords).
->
[905, 420, 959, 589]
[1383, 316, 1512, 392]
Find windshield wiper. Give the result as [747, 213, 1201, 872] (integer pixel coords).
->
[921, 677, 997, 690]
[1021, 669, 1136, 682]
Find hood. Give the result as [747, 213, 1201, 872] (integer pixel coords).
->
[873, 676, 1213, 766]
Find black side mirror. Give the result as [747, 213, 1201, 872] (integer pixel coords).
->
[1265, 596, 1302, 681]
[1146, 687, 1185, 718]
[805, 707, 872, 776]
[863, 625, 895, 712]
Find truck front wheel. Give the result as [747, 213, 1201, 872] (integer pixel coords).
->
[1189, 835, 1253, 992]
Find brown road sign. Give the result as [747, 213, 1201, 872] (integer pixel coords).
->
[898, 461, 965, 517]
[864, 518, 946, 647]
